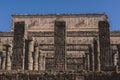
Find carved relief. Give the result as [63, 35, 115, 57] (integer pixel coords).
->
[75, 19, 86, 27]
[110, 37, 120, 44]
[28, 20, 39, 29]
[27, 18, 55, 30]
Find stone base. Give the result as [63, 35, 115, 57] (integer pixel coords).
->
[0, 70, 120, 80]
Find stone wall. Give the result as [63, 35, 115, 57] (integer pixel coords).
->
[11, 14, 107, 32]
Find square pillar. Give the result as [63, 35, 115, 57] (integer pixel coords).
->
[85, 51, 90, 71]
[98, 21, 114, 71]
[54, 21, 66, 71]
[12, 21, 27, 70]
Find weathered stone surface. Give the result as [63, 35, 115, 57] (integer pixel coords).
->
[93, 37, 101, 71]
[99, 21, 114, 71]
[38, 50, 46, 71]
[5, 43, 12, 70]
[27, 36, 34, 70]
[54, 21, 66, 71]
[1, 51, 6, 70]
[12, 14, 107, 32]
[117, 44, 120, 70]
[33, 42, 39, 71]
[12, 21, 27, 70]
[0, 13, 120, 79]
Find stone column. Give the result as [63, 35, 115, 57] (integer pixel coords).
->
[83, 55, 86, 70]
[111, 46, 117, 66]
[99, 21, 114, 71]
[1, 51, 6, 70]
[97, 37, 101, 72]
[91, 40, 95, 71]
[85, 51, 90, 71]
[54, 21, 66, 71]
[12, 21, 28, 70]
[112, 46, 118, 72]
[5, 43, 12, 70]
[33, 42, 39, 71]
[0, 52, 2, 69]
[27, 36, 34, 70]
[38, 50, 46, 71]
[38, 51, 40, 71]
[116, 45, 120, 71]
[85, 53, 87, 70]
[89, 46, 94, 71]
[0, 40, 3, 69]
[93, 37, 101, 72]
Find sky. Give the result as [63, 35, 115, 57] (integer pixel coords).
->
[0, 0, 120, 31]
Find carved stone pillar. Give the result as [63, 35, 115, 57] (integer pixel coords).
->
[1, 51, 6, 70]
[12, 21, 28, 70]
[54, 21, 66, 71]
[0, 40, 3, 69]
[112, 46, 118, 72]
[38, 50, 46, 71]
[5, 43, 12, 70]
[83, 55, 86, 70]
[0, 52, 2, 69]
[27, 36, 34, 70]
[33, 42, 39, 71]
[99, 21, 114, 71]
[89, 46, 94, 71]
[85, 51, 90, 71]
[91, 40, 95, 71]
[93, 37, 101, 71]
[117, 44, 120, 71]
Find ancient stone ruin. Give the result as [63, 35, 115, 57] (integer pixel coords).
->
[0, 13, 120, 80]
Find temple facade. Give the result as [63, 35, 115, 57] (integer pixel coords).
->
[0, 13, 120, 72]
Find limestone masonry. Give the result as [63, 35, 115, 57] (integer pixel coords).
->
[0, 13, 120, 80]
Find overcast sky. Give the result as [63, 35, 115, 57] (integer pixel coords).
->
[0, 0, 120, 31]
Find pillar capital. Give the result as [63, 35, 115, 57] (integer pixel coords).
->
[34, 42, 39, 47]
[27, 36, 34, 41]
[98, 21, 109, 28]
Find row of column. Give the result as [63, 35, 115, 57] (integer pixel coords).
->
[83, 39, 120, 72]
[26, 37, 46, 71]
[76, 21, 112, 72]
[83, 38, 101, 72]
[0, 38, 46, 71]
[0, 42, 12, 70]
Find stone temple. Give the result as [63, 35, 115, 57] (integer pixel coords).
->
[0, 13, 120, 80]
